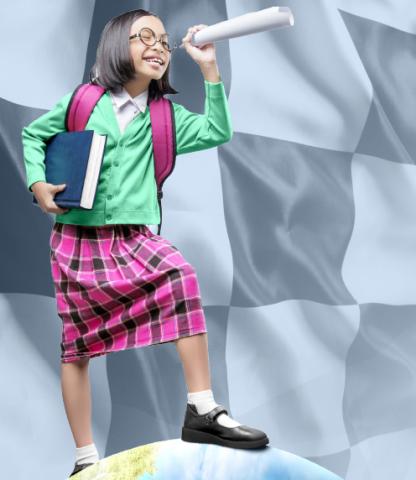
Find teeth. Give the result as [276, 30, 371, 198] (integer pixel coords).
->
[144, 58, 163, 65]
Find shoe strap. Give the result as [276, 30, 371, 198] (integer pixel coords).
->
[206, 404, 228, 423]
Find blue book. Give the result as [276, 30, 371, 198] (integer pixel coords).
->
[32, 130, 107, 209]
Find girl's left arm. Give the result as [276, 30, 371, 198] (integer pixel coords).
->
[173, 25, 233, 156]
[172, 75, 233, 156]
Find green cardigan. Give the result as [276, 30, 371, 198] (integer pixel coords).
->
[21, 80, 233, 226]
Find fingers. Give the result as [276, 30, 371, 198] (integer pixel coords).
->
[57, 206, 69, 214]
[42, 206, 69, 214]
[46, 183, 69, 214]
[43, 201, 68, 214]
[50, 202, 69, 214]
[181, 28, 193, 46]
[181, 24, 208, 48]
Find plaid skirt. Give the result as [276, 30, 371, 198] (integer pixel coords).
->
[49, 222, 207, 363]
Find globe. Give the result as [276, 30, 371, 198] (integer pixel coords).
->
[73, 438, 342, 480]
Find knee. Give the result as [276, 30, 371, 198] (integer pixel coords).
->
[182, 262, 197, 277]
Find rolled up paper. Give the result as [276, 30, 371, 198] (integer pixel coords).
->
[180, 6, 294, 49]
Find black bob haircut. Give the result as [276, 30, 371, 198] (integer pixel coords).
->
[89, 9, 179, 101]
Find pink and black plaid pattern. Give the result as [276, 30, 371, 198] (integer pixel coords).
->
[49, 222, 207, 363]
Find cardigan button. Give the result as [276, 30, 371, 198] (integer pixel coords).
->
[106, 214, 112, 220]
[114, 161, 119, 167]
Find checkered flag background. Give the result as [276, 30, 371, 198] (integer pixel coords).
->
[1, 1, 415, 478]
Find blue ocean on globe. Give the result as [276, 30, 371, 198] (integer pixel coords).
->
[136, 439, 342, 480]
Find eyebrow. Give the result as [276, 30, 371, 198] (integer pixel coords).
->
[143, 27, 168, 35]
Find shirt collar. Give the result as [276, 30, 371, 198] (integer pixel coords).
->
[110, 86, 149, 113]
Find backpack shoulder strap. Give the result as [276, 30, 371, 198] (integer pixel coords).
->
[66, 83, 106, 131]
[65, 85, 175, 236]
[149, 96, 177, 235]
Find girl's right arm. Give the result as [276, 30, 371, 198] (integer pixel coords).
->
[22, 92, 72, 192]
[22, 92, 73, 214]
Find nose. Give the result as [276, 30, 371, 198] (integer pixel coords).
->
[151, 45, 168, 63]
[149, 44, 164, 57]
[152, 40, 164, 52]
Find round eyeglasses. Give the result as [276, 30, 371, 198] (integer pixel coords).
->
[129, 27, 177, 53]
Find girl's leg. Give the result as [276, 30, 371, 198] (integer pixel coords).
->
[175, 333, 269, 448]
[174, 333, 211, 392]
[61, 357, 94, 447]
[174, 332, 242, 428]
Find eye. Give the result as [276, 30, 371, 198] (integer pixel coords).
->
[142, 33, 153, 41]
[140, 28, 155, 43]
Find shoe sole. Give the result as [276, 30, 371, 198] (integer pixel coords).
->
[68, 462, 95, 478]
[182, 427, 269, 449]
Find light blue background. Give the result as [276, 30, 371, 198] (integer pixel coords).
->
[1, 1, 415, 479]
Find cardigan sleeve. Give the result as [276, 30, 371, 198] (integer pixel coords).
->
[172, 80, 233, 156]
[21, 92, 72, 191]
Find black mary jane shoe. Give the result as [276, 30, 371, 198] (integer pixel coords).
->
[68, 462, 95, 478]
[181, 403, 269, 449]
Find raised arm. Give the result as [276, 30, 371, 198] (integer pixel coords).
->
[173, 79, 233, 156]
[174, 26, 233, 156]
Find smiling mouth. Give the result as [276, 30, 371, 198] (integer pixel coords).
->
[143, 57, 164, 66]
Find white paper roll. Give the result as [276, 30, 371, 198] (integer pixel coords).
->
[185, 6, 294, 48]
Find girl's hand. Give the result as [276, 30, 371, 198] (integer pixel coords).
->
[31, 181, 70, 214]
[181, 25, 217, 66]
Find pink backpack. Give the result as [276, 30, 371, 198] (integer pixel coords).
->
[66, 82, 176, 235]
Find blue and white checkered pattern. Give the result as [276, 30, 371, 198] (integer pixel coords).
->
[1, 1, 415, 478]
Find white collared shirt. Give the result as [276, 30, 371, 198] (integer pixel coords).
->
[109, 86, 149, 134]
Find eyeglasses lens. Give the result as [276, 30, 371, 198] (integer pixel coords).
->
[141, 28, 171, 52]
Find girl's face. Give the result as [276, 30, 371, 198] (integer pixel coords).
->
[129, 15, 170, 81]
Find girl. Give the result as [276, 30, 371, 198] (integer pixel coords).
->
[22, 9, 269, 478]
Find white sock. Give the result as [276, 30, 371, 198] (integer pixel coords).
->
[187, 389, 241, 428]
[75, 443, 100, 465]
